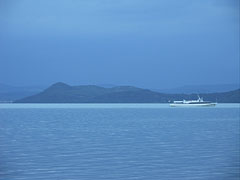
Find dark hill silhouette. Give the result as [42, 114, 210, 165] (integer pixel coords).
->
[15, 82, 240, 103]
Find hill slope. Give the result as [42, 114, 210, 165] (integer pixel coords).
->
[15, 82, 240, 103]
[154, 84, 239, 94]
[0, 83, 45, 101]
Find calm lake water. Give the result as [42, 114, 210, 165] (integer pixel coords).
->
[0, 104, 239, 180]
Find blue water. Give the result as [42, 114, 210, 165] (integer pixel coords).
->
[0, 104, 239, 180]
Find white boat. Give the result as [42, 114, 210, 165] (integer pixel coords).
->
[170, 96, 217, 107]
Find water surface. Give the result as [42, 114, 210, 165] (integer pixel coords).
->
[0, 103, 239, 180]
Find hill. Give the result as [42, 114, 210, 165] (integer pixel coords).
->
[154, 84, 239, 94]
[0, 83, 45, 102]
[14, 82, 240, 103]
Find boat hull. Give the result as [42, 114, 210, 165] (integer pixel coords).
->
[170, 103, 217, 107]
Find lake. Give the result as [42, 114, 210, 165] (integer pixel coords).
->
[0, 103, 239, 180]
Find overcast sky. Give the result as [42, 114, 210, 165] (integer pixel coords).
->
[0, 0, 239, 88]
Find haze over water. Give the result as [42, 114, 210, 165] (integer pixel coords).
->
[0, 104, 239, 180]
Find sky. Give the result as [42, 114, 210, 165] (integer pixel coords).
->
[0, 0, 239, 89]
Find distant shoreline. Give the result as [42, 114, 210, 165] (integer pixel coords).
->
[1, 82, 239, 103]
[1, 102, 240, 104]
[14, 82, 240, 103]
